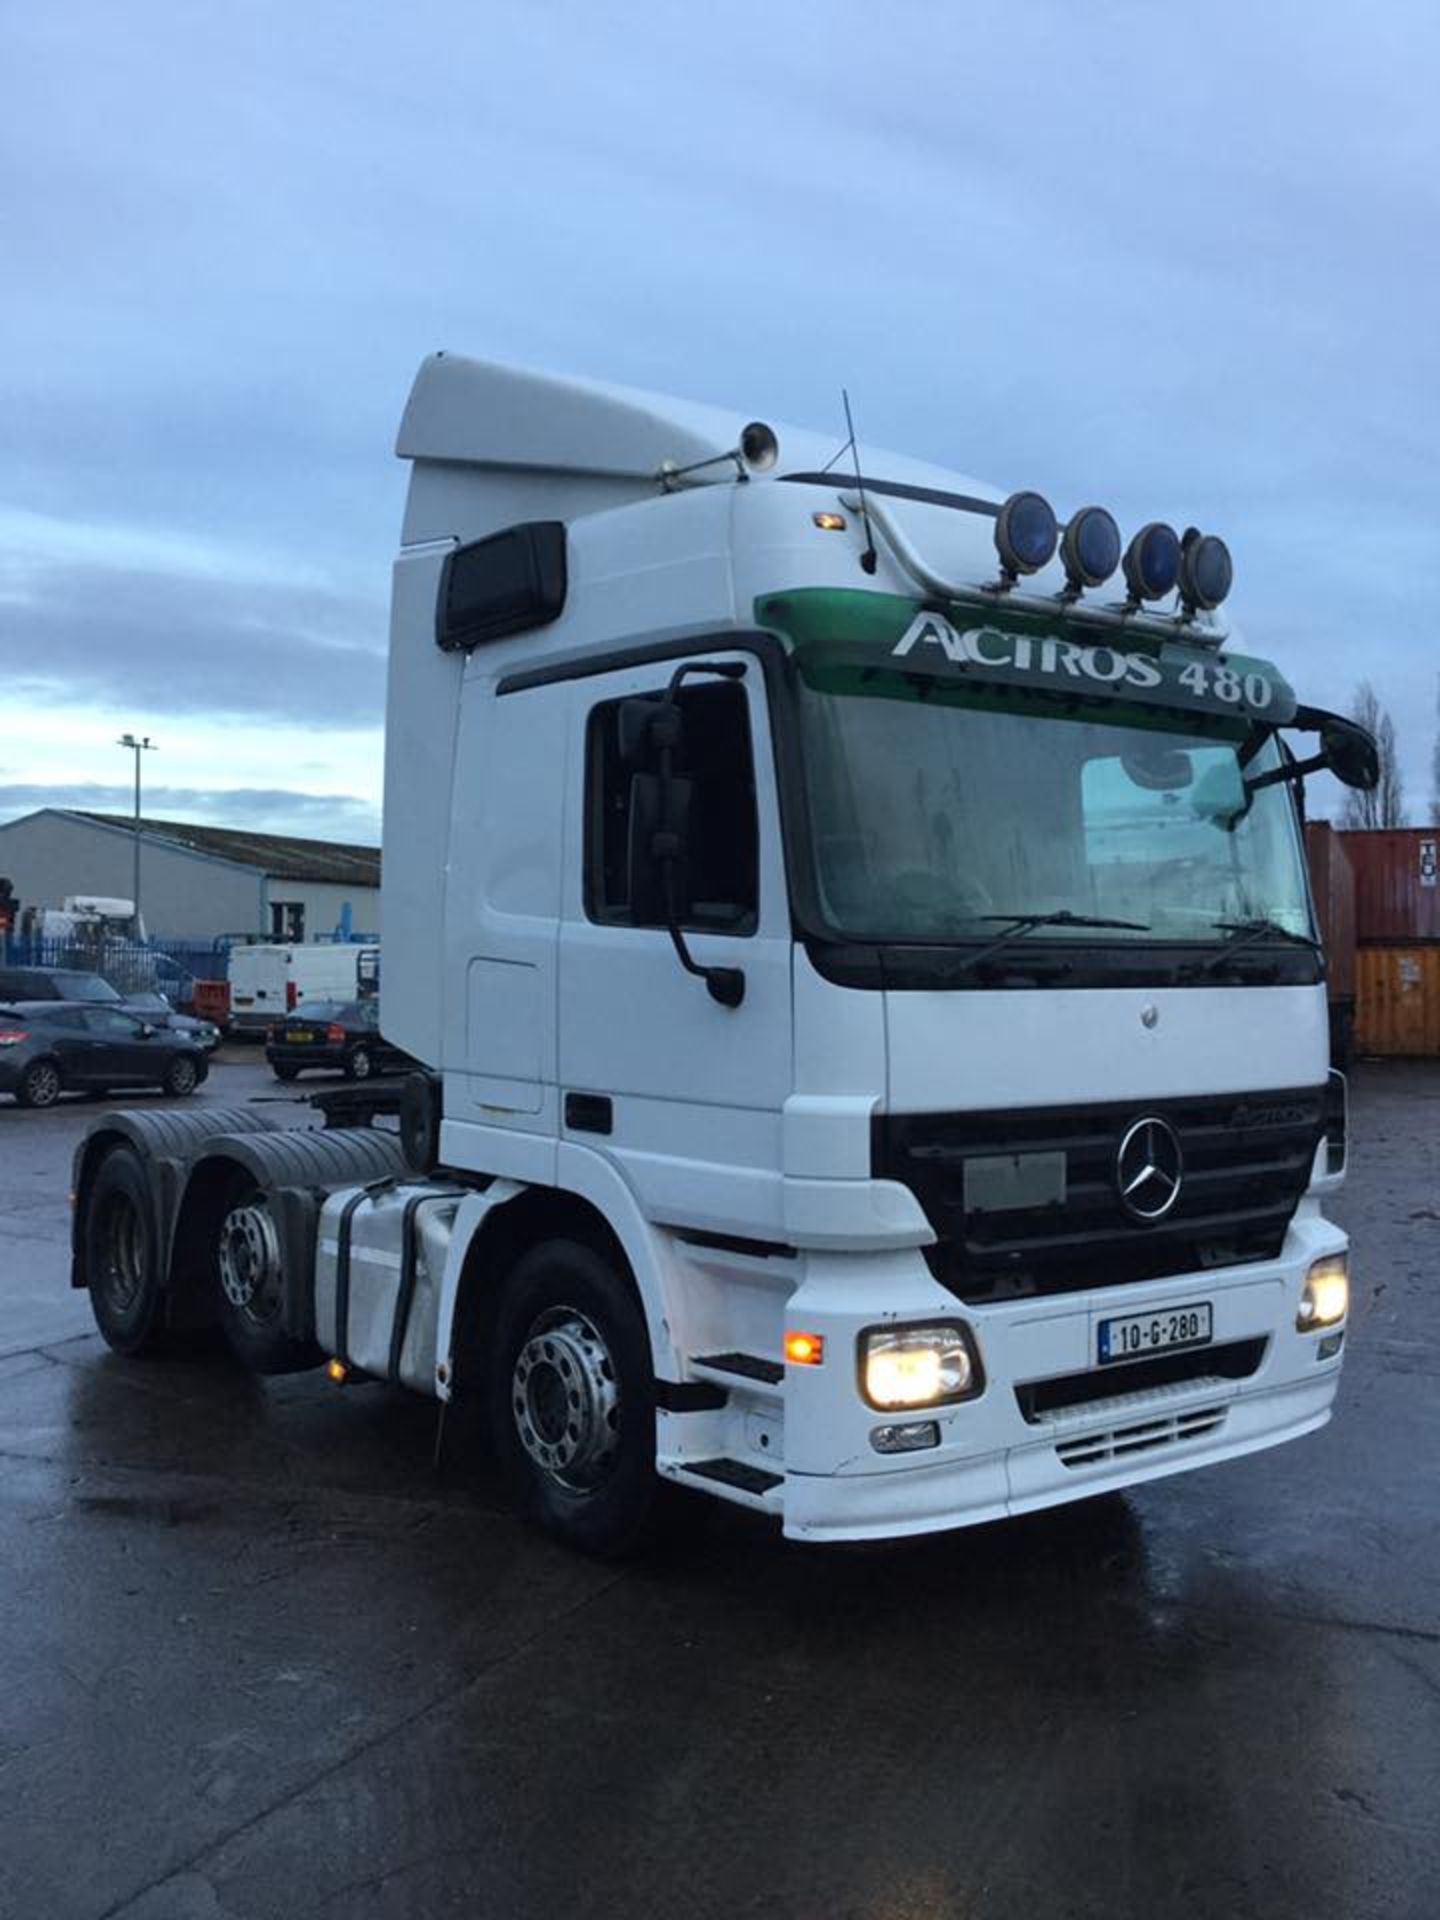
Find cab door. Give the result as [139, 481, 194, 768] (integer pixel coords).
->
[557, 650, 793, 1238]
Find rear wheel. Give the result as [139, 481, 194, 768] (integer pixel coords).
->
[271, 1062, 299, 1083]
[486, 1239, 657, 1557]
[86, 1147, 168, 1355]
[17, 1058, 62, 1109]
[213, 1187, 316, 1373]
[162, 1054, 199, 1098]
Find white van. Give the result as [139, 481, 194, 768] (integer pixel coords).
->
[227, 944, 379, 1034]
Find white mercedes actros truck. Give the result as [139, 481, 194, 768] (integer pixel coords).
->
[72, 355, 1378, 1553]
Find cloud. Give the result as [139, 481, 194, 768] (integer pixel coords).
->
[2, 0, 1438, 817]
[3, 559, 385, 726]
[0, 782, 380, 844]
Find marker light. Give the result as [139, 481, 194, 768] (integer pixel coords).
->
[1179, 531, 1233, 612]
[860, 1323, 981, 1410]
[994, 491, 1058, 577]
[326, 1357, 351, 1383]
[1298, 1254, 1349, 1331]
[1061, 506, 1122, 590]
[1122, 521, 1182, 602]
[812, 511, 847, 531]
[785, 1330, 825, 1367]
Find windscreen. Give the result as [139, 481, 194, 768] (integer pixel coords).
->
[58, 972, 122, 1001]
[796, 674, 1312, 946]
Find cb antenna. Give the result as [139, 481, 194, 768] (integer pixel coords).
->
[842, 387, 878, 575]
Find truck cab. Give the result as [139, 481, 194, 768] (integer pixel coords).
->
[73, 355, 1376, 1554]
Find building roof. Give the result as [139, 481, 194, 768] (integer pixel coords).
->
[70, 813, 381, 887]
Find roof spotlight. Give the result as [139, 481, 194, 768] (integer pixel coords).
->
[994, 491, 1058, 578]
[1060, 506, 1122, 591]
[1122, 521, 1181, 603]
[1179, 530, 1233, 612]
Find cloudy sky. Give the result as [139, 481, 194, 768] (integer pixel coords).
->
[4, 1, 1438, 844]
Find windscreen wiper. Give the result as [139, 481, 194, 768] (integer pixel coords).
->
[957, 909, 1151, 975]
[1197, 916, 1322, 975]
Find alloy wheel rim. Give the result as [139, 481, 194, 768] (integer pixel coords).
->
[511, 1307, 621, 1494]
[217, 1201, 284, 1324]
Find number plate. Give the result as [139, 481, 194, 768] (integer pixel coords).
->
[287, 1029, 315, 1044]
[1098, 1302, 1213, 1365]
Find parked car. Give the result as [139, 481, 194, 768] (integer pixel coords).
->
[0, 965, 122, 1005]
[0, 1002, 209, 1108]
[121, 989, 222, 1053]
[265, 998, 411, 1081]
[0, 967, 219, 1050]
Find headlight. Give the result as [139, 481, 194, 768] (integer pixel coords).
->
[860, 1323, 982, 1410]
[1298, 1254, 1349, 1331]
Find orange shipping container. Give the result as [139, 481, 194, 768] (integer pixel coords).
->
[1355, 947, 1440, 1057]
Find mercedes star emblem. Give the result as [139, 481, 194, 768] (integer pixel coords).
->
[1116, 1116, 1184, 1222]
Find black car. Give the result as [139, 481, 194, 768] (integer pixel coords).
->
[266, 999, 411, 1082]
[0, 965, 122, 1005]
[0, 1002, 209, 1108]
[0, 967, 219, 1050]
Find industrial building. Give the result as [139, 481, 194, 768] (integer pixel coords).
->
[0, 810, 380, 943]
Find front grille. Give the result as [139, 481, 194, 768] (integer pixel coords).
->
[1016, 1337, 1267, 1421]
[1056, 1404, 1228, 1468]
[874, 1087, 1325, 1303]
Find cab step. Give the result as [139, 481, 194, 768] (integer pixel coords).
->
[682, 1457, 783, 1495]
[693, 1350, 783, 1390]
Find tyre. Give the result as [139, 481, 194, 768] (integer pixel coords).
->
[272, 1062, 299, 1083]
[16, 1058, 63, 1109]
[486, 1238, 657, 1557]
[345, 1045, 374, 1081]
[162, 1054, 199, 1098]
[213, 1185, 316, 1374]
[85, 1146, 169, 1355]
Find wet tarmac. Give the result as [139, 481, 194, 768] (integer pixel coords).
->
[1, 1056, 1437, 1919]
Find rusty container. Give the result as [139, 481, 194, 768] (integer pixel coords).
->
[1343, 828, 1440, 944]
[1306, 823, 1358, 1067]
[1355, 947, 1440, 1057]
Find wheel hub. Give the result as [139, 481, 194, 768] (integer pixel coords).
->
[511, 1308, 620, 1492]
[217, 1201, 283, 1321]
[100, 1195, 144, 1312]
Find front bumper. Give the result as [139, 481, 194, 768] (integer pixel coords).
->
[666, 1205, 1350, 1542]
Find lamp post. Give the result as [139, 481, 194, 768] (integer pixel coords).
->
[117, 733, 157, 939]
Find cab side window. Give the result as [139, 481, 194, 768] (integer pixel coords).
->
[585, 678, 759, 934]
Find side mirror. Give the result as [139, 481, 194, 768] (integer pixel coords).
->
[626, 771, 692, 926]
[618, 695, 684, 767]
[1321, 717, 1380, 792]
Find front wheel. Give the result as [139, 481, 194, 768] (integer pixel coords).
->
[486, 1239, 657, 1557]
[86, 1146, 168, 1355]
[17, 1058, 62, 1108]
[162, 1054, 199, 1098]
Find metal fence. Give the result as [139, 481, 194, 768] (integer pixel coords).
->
[0, 933, 231, 1002]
